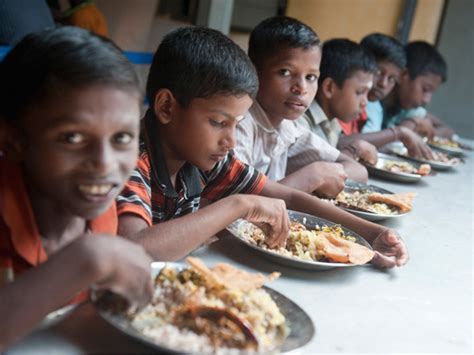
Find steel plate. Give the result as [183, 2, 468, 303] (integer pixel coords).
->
[226, 210, 372, 271]
[364, 153, 423, 183]
[93, 262, 315, 353]
[389, 146, 459, 171]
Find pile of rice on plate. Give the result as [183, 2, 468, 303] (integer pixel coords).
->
[129, 257, 288, 353]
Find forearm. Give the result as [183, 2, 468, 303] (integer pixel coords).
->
[261, 182, 384, 243]
[279, 167, 323, 194]
[119, 195, 252, 261]
[0, 237, 104, 349]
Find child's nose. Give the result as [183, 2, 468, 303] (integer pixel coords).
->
[221, 128, 236, 150]
[291, 78, 307, 95]
[85, 142, 114, 175]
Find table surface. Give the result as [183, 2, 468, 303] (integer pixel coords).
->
[7, 144, 473, 354]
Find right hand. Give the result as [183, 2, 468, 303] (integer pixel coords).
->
[311, 162, 348, 199]
[86, 235, 153, 309]
[398, 126, 434, 160]
[241, 195, 290, 249]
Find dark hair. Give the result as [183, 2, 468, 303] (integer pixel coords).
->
[360, 33, 406, 69]
[248, 16, 320, 70]
[405, 41, 447, 82]
[319, 38, 378, 87]
[146, 26, 258, 107]
[0, 26, 141, 122]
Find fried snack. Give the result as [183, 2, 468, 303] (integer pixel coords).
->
[383, 160, 431, 175]
[367, 192, 416, 213]
[336, 190, 397, 215]
[129, 258, 287, 353]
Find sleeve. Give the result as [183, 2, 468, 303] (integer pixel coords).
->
[202, 151, 267, 201]
[362, 101, 384, 133]
[286, 121, 340, 174]
[403, 107, 428, 119]
[116, 153, 153, 226]
[233, 112, 255, 165]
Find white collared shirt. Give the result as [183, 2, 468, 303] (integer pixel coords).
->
[298, 100, 342, 147]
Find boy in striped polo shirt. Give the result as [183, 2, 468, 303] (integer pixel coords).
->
[117, 26, 408, 269]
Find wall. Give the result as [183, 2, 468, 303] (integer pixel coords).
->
[409, 0, 444, 43]
[428, 0, 474, 139]
[285, 0, 403, 41]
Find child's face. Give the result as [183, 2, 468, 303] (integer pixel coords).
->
[328, 70, 373, 123]
[160, 93, 253, 171]
[368, 60, 402, 101]
[17, 84, 140, 219]
[398, 72, 443, 109]
[255, 46, 321, 126]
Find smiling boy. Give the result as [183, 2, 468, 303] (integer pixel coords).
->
[234, 17, 367, 198]
[116, 25, 409, 269]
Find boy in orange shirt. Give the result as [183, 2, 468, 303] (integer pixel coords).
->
[116, 26, 408, 269]
[0, 27, 153, 348]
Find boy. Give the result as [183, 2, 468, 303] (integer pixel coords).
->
[299, 38, 379, 165]
[234, 16, 368, 198]
[117, 26, 408, 269]
[338, 33, 434, 159]
[384, 41, 454, 138]
[0, 27, 153, 348]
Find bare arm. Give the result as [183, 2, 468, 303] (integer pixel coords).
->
[260, 180, 409, 268]
[0, 235, 153, 350]
[336, 152, 368, 183]
[426, 112, 455, 138]
[118, 194, 290, 261]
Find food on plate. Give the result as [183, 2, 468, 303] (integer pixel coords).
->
[429, 136, 461, 149]
[335, 190, 415, 215]
[429, 151, 461, 165]
[367, 192, 416, 213]
[242, 221, 374, 265]
[128, 257, 287, 353]
[383, 160, 431, 175]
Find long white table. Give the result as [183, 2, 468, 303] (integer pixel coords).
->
[7, 145, 473, 354]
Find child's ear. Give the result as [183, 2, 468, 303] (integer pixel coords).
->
[321, 78, 336, 99]
[153, 89, 178, 124]
[0, 120, 26, 161]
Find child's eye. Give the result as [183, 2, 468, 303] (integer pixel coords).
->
[388, 76, 397, 84]
[60, 132, 84, 144]
[209, 119, 226, 128]
[113, 132, 134, 145]
[306, 74, 318, 82]
[279, 69, 290, 77]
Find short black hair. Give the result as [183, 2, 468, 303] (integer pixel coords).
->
[248, 16, 320, 70]
[319, 38, 378, 87]
[146, 26, 258, 107]
[0, 26, 141, 123]
[405, 41, 447, 82]
[360, 33, 406, 69]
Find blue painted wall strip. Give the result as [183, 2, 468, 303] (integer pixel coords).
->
[0, 46, 153, 64]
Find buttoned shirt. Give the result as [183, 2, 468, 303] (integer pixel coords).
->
[298, 100, 342, 147]
[234, 101, 340, 180]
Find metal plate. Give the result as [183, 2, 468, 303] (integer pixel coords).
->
[428, 143, 466, 157]
[226, 210, 372, 271]
[337, 180, 409, 221]
[93, 262, 315, 353]
[37, 304, 78, 329]
[389, 146, 458, 171]
[364, 153, 423, 183]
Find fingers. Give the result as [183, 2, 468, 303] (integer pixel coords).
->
[371, 251, 397, 269]
[372, 230, 409, 268]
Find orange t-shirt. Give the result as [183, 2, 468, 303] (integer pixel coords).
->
[0, 158, 117, 302]
[338, 108, 368, 136]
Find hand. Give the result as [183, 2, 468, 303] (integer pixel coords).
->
[413, 117, 435, 140]
[370, 229, 409, 268]
[398, 126, 434, 160]
[242, 195, 290, 249]
[311, 162, 347, 199]
[89, 235, 154, 309]
[343, 139, 378, 165]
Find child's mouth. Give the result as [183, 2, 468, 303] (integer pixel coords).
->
[77, 183, 115, 201]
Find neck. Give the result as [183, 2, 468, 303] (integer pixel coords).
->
[158, 132, 186, 189]
[24, 180, 86, 245]
[315, 94, 334, 121]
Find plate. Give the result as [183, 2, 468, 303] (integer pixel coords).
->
[364, 153, 423, 183]
[226, 210, 372, 270]
[93, 262, 315, 353]
[428, 138, 466, 156]
[37, 304, 77, 329]
[388, 146, 459, 171]
[336, 180, 409, 221]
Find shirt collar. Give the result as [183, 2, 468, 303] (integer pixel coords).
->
[143, 109, 203, 199]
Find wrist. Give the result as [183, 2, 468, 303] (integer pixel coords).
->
[389, 127, 400, 141]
